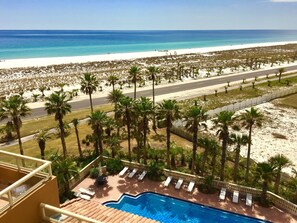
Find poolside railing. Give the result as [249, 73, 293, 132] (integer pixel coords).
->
[40, 203, 103, 223]
[114, 159, 297, 216]
[0, 150, 52, 214]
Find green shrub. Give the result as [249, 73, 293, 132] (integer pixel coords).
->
[147, 161, 164, 181]
[106, 158, 123, 175]
[90, 167, 99, 179]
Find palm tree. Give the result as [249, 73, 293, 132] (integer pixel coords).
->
[71, 119, 83, 158]
[170, 142, 183, 169]
[45, 91, 71, 158]
[269, 154, 291, 194]
[129, 66, 141, 100]
[240, 107, 263, 182]
[133, 97, 154, 164]
[80, 73, 99, 112]
[107, 74, 119, 91]
[229, 133, 249, 182]
[255, 162, 275, 205]
[278, 68, 285, 83]
[0, 95, 31, 155]
[107, 89, 124, 120]
[34, 130, 51, 160]
[147, 66, 160, 131]
[118, 96, 133, 161]
[156, 99, 181, 168]
[88, 110, 107, 160]
[209, 140, 219, 178]
[51, 154, 79, 196]
[199, 137, 217, 176]
[185, 102, 208, 174]
[106, 134, 121, 158]
[213, 111, 235, 181]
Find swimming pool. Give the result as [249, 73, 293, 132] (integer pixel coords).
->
[104, 192, 270, 223]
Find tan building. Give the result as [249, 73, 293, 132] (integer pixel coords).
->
[0, 151, 157, 223]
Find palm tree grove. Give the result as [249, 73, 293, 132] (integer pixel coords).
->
[0, 65, 296, 208]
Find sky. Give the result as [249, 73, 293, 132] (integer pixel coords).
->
[0, 0, 297, 30]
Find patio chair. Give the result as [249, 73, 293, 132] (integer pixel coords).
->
[246, 193, 253, 207]
[79, 193, 91, 201]
[79, 188, 95, 197]
[232, 190, 239, 203]
[175, 178, 184, 190]
[74, 192, 91, 201]
[119, 167, 129, 177]
[164, 176, 172, 187]
[138, 170, 147, 181]
[187, 181, 195, 192]
[128, 169, 138, 178]
[219, 188, 226, 201]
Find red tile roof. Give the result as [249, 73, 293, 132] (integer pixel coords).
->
[60, 198, 159, 223]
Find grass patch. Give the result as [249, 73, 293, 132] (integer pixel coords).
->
[0, 104, 113, 139]
[180, 74, 297, 110]
[273, 93, 297, 109]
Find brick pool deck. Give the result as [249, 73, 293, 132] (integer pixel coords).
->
[71, 175, 297, 223]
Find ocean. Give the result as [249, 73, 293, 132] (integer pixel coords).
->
[0, 30, 297, 60]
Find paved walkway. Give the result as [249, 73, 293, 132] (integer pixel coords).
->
[72, 175, 297, 223]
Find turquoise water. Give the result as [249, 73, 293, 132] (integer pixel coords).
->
[0, 30, 297, 59]
[104, 192, 270, 223]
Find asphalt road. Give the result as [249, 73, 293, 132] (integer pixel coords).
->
[28, 65, 297, 119]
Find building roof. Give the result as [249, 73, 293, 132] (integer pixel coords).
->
[61, 198, 159, 223]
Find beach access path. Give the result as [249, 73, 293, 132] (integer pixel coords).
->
[26, 64, 297, 119]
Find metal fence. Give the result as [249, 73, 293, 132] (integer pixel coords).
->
[207, 87, 297, 118]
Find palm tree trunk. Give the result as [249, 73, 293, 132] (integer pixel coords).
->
[136, 126, 141, 163]
[134, 79, 137, 100]
[59, 118, 67, 158]
[74, 126, 83, 158]
[220, 136, 227, 181]
[245, 125, 253, 182]
[166, 122, 171, 168]
[171, 154, 176, 169]
[201, 148, 208, 176]
[89, 92, 94, 112]
[233, 147, 240, 182]
[211, 152, 217, 178]
[127, 119, 132, 162]
[98, 134, 103, 162]
[261, 181, 268, 205]
[152, 78, 156, 132]
[14, 121, 24, 155]
[191, 122, 198, 174]
[40, 148, 45, 160]
[143, 117, 147, 165]
[38, 140, 46, 160]
[274, 169, 281, 194]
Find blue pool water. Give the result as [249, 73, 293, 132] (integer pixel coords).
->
[0, 30, 297, 59]
[104, 192, 269, 223]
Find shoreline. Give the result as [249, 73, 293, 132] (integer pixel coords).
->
[1, 40, 297, 69]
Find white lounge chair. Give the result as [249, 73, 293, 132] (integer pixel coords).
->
[119, 167, 129, 177]
[79, 188, 95, 197]
[164, 176, 172, 187]
[79, 193, 91, 201]
[138, 170, 147, 180]
[128, 169, 137, 178]
[175, 178, 184, 190]
[246, 193, 252, 207]
[219, 188, 226, 201]
[232, 190, 239, 203]
[187, 181, 195, 192]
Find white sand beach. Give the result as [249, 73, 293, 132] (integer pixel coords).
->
[1, 41, 297, 69]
